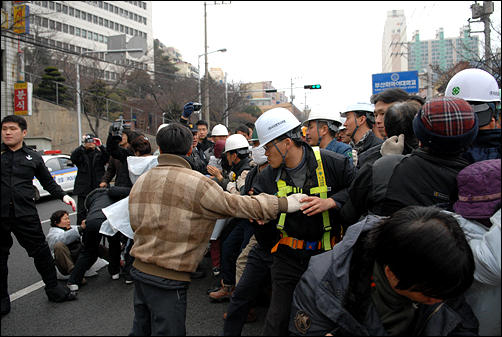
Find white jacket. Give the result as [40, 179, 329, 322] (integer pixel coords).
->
[450, 210, 501, 336]
[46, 226, 81, 254]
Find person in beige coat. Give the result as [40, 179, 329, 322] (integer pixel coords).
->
[128, 123, 307, 336]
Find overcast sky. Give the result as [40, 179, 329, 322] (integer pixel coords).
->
[152, 1, 501, 113]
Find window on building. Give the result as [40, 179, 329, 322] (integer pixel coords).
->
[56, 41, 62, 48]
[115, 23, 119, 31]
[56, 3, 61, 12]
[129, 12, 133, 19]
[68, 7, 74, 16]
[104, 2, 108, 10]
[42, 1, 48, 8]
[134, 14, 137, 21]
[76, 46, 81, 54]
[125, 27, 129, 34]
[120, 8, 123, 16]
[104, 19, 108, 28]
[120, 24, 124, 32]
[75, 9, 80, 19]
[62, 5, 68, 14]
[63, 24, 68, 33]
[138, 15, 142, 23]
[49, 20, 55, 29]
[98, 1, 103, 9]
[88, 31, 93, 40]
[143, 17, 146, 25]
[104, 36, 107, 44]
[49, 39, 55, 46]
[99, 17, 103, 26]
[70, 26, 74, 34]
[93, 15, 97, 24]
[114, 6, 118, 14]
[143, 2, 147, 10]
[88, 13, 92, 22]
[56, 22, 62, 31]
[69, 44, 75, 52]
[49, 1, 54, 10]
[81, 11, 86, 20]
[94, 33, 98, 41]
[34, 16, 41, 26]
[81, 29, 86, 38]
[99, 34, 103, 43]
[144, 33, 147, 40]
[75, 27, 80, 36]
[105, 71, 110, 79]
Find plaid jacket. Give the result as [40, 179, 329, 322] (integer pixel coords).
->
[129, 153, 287, 281]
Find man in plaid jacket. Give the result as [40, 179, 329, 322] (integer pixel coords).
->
[127, 123, 307, 336]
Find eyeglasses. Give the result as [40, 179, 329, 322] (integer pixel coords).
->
[263, 139, 285, 152]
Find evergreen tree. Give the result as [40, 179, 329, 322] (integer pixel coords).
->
[33, 66, 68, 104]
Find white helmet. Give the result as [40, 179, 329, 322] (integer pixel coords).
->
[445, 68, 500, 103]
[255, 108, 301, 149]
[224, 134, 250, 154]
[157, 123, 169, 134]
[304, 110, 342, 125]
[212, 124, 229, 136]
[340, 102, 376, 123]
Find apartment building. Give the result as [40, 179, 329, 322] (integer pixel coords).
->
[27, 1, 154, 79]
[382, 9, 408, 73]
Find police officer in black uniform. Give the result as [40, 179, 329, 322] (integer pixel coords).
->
[1, 115, 78, 318]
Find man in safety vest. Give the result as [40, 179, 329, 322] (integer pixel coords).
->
[251, 108, 357, 335]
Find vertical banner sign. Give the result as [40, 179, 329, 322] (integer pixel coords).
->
[14, 82, 33, 116]
[13, 4, 30, 34]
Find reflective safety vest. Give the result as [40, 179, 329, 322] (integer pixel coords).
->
[272, 146, 340, 253]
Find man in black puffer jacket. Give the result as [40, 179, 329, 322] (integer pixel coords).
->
[71, 134, 109, 227]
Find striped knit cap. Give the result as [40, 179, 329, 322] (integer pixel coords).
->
[413, 97, 478, 152]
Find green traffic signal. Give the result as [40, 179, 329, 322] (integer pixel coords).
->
[304, 84, 322, 89]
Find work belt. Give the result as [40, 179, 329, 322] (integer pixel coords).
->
[271, 235, 341, 253]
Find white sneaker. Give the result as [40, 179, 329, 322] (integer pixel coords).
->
[111, 273, 120, 280]
[67, 283, 79, 291]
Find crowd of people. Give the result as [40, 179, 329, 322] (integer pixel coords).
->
[1, 68, 500, 336]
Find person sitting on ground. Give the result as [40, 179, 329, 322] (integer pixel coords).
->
[47, 210, 108, 279]
[290, 206, 478, 336]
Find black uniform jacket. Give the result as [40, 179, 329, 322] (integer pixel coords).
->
[1, 142, 67, 217]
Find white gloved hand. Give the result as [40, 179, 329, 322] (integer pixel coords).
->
[286, 193, 309, 213]
[63, 195, 76, 211]
[380, 134, 405, 156]
[226, 181, 237, 194]
[236, 172, 248, 190]
[352, 149, 358, 167]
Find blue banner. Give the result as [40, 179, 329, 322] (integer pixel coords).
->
[372, 71, 419, 94]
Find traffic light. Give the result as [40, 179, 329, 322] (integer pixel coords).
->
[304, 84, 321, 90]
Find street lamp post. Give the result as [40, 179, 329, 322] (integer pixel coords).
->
[197, 48, 226, 122]
[76, 48, 142, 147]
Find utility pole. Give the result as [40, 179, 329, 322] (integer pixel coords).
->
[470, 1, 494, 75]
[204, 2, 209, 125]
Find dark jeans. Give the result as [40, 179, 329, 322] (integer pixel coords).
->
[223, 243, 272, 336]
[68, 230, 121, 286]
[129, 267, 190, 336]
[221, 220, 254, 285]
[262, 245, 316, 336]
[1, 214, 59, 301]
[77, 195, 87, 227]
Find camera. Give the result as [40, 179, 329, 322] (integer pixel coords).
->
[111, 115, 125, 139]
[193, 103, 202, 112]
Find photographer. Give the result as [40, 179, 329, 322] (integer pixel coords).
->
[71, 134, 109, 227]
[106, 118, 145, 188]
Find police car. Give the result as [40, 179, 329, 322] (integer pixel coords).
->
[33, 150, 78, 200]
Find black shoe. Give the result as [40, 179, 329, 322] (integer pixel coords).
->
[46, 283, 78, 302]
[124, 273, 134, 284]
[190, 266, 206, 279]
[1, 296, 10, 318]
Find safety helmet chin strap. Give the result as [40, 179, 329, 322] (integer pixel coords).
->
[316, 121, 322, 147]
[349, 112, 362, 140]
[272, 139, 289, 168]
